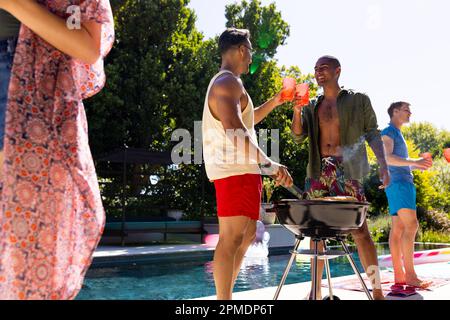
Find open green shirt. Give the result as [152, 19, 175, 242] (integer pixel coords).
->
[292, 89, 381, 180]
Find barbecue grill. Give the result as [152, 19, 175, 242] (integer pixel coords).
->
[272, 197, 373, 300]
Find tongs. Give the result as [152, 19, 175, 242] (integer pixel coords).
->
[283, 184, 305, 200]
[261, 167, 305, 200]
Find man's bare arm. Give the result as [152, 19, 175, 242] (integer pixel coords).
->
[382, 136, 431, 169]
[209, 76, 292, 186]
[291, 107, 303, 136]
[369, 136, 388, 168]
[367, 133, 391, 188]
[254, 92, 283, 124]
[211, 76, 274, 166]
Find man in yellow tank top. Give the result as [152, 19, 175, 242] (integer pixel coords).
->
[203, 28, 293, 300]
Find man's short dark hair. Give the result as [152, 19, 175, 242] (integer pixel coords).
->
[388, 101, 410, 118]
[317, 55, 341, 69]
[218, 28, 251, 55]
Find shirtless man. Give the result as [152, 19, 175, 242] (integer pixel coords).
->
[291, 55, 390, 300]
[202, 28, 293, 300]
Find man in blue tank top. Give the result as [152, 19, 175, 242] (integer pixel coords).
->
[381, 101, 433, 289]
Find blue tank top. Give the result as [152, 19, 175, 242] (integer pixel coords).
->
[381, 123, 413, 183]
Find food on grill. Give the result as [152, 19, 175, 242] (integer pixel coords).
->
[318, 196, 358, 202]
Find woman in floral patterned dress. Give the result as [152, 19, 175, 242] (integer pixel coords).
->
[0, 0, 114, 299]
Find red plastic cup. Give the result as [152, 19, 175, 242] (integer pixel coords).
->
[294, 83, 310, 107]
[281, 77, 296, 102]
[444, 148, 450, 163]
[421, 152, 432, 160]
[420, 152, 433, 168]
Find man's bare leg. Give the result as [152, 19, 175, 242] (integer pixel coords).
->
[307, 239, 324, 300]
[351, 220, 385, 300]
[389, 216, 406, 284]
[231, 219, 257, 289]
[397, 209, 432, 288]
[213, 216, 251, 300]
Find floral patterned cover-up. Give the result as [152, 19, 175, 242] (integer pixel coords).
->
[0, 0, 114, 299]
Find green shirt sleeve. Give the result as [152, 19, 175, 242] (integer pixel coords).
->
[362, 94, 381, 143]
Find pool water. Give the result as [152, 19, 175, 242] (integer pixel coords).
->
[76, 243, 448, 300]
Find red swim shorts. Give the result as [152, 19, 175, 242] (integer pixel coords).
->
[213, 174, 262, 220]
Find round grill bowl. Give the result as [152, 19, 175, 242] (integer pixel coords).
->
[274, 199, 369, 238]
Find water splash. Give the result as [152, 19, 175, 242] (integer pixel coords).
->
[244, 221, 270, 259]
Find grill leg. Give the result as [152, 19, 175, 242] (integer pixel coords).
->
[323, 240, 334, 300]
[340, 240, 373, 300]
[311, 239, 319, 300]
[273, 238, 302, 300]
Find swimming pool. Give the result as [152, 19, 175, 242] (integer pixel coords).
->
[76, 243, 448, 300]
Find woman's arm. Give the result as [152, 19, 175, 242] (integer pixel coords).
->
[0, 0, 101, 64]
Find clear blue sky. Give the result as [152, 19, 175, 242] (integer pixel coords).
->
[189, 0, 450, 131]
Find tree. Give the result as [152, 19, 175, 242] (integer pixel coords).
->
[84, 0, 219, 218]
[224, 0, 316, 199]
[402, 122, 450, 157]
[85, 0, 216, 155]
[85, 0, 316, 219]
[224, 0, 290, 106]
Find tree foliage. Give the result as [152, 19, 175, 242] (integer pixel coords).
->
[85, 0, 449, 224]
[85, 0, 220, 218]
[402, 122, 450, 157]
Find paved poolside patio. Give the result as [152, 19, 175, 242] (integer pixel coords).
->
[194, 262, 450, 300]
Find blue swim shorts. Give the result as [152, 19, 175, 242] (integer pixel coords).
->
[385, 181, 417, 216]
